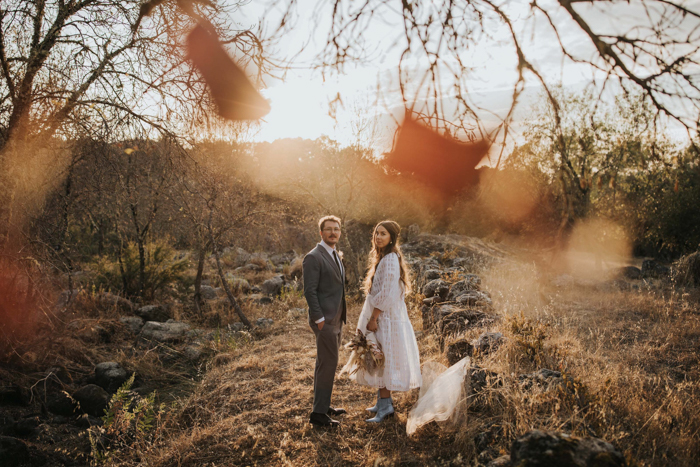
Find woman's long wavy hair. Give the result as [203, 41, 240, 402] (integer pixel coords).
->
[363, 220, 412, 296]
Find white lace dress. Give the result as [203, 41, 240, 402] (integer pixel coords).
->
[344, 253, 422, 391]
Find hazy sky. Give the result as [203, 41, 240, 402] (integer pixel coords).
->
[232, 0, 698, 151]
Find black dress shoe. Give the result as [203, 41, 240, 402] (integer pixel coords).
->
[327, 407, 347, 416]
[309, 412, 340, 427]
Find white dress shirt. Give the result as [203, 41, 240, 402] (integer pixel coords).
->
[314, 240, 344, 324]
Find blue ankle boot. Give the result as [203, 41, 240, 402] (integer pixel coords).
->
[366, 390, 381, 413]
[365, 397, 394, 423]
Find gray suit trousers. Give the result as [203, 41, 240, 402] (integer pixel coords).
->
[311, 315, 343, 414]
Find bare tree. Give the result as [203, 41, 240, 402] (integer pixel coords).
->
[0, 0, 273, 244]
[276, 0, 700, 154]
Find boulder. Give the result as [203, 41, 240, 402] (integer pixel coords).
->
[73, 384, 109, 417]
[469, 366, 501, 394]
[421, 269, 443, 282]
[287, 308, 306, 319]
[225, 274, 251, 294]
[199, 285, 218, 300]
[435, 308, 494, 338]
[509, 430, 625, 466]
[256, 317, 274, 328]
[615, 266, 642, 280]
[94, 362, 129, 393]
[445, 339, 473, 365]
[0, 436, 30, 466]
[232, 247, 252, 267]
[270, 251, 297, 266]
[447, 275, 481, 299]
[183, 344, 206, 362]
[139, 321, 191, 343]
[55, 289, 79, 311]
[99, 292, 134, 312]
[423, 279, 450, 299]
[235, 263, 263, 274]
[119, 316, 144, 333]
[641, 259, 670, 279]
[0, 386, 30, 406]
[45, 391, 78, 416]
[135, 304, 170, 322]
[455, 291, 492, 308]
[473, 332, 505, 355]
[261, 275, 285, 296]
[519, 368, 564, 390]
[13, 417, 39, 438]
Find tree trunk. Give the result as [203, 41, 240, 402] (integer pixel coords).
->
[207, 210, 252, 329]
[193, 243, 207, 316]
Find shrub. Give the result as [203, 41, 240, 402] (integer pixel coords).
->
[89, 374, 165, 465]
[93, 238, 188, 299]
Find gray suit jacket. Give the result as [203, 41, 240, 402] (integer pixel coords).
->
[303, 244, 347, 325]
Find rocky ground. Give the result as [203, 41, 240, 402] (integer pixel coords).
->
[1, 231, 698, 466]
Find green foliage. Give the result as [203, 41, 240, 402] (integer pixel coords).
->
[93, 238, 188, 299]
[89, 374, 165, 465]
[506, 89, 700, 258]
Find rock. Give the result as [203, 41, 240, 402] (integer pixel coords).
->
[139, 321, 191, 343]
[445, 339, 473, 365]
[233, 247, 252, 267]
[519, 368, 563, 390]
[487, 455, 511, 467]
[270, 251, 297, 266]
[94, 362, 129, 393]
[0, 436, 30, 466]
[261, 275, 285, 296]
[99, 292, 134, 312]
[510, 430, 625, 466]
[55, 289, 79, 311]
[234, 263, 263, 273]
[469, 366, 501, 394]
[672, 251, 700, 287]
[615, 266, 642, 280]
[256, 317, 274, 328]
[641, 259, 669, 278]
[14, 417, 40, 437]
[119, 316, 144, 333]
[287, 308, 306, 319]
[423, 279, 450, 299]
[73, 385, 109, 417]
[447, 275, 481, 299]
[421, 269, 443, 282]
[473, 332, 505, 355]
[45, 391, 78, 416]
[225, 275, 251, 294]
[0, 386, 30, 406]
[455, 291, 492, 307]
[256, 296, 273, 305]
[199, 285, 218, 300]
[229, 322, 246, 332]
[77, 324, 112, 343]
[183, 344, 206, 362]
[135, 304, 170, 322]
[435, 307, 494, 338]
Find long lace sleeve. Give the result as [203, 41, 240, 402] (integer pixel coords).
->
[368, 253, 401, 312]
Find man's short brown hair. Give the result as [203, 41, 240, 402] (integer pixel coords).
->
[318, 215, 341, 231]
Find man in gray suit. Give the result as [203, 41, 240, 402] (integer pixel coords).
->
[303, 215, 347, 427]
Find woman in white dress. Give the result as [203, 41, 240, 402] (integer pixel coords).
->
[343, 220, 422, 423]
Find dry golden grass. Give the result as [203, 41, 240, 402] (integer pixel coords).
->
[99, 255, 699, 467]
